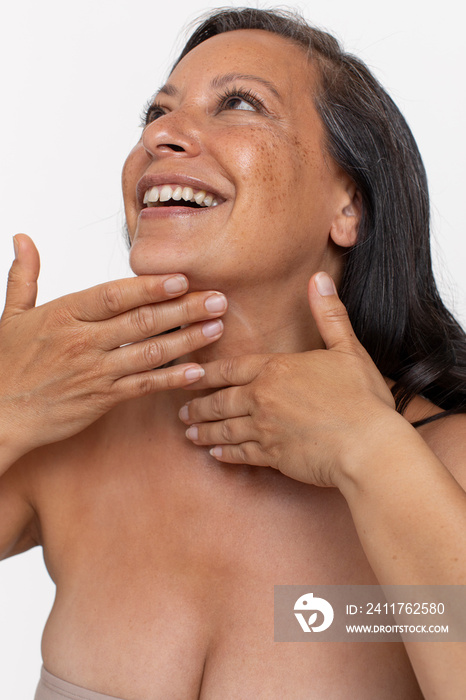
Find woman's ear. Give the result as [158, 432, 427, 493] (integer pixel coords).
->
[329, 186, 361, 248]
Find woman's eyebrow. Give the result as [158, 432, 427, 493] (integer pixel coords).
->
[155, 73, 283, 102]
[154, 83, 179, 98]
[210, 73, 282, 101]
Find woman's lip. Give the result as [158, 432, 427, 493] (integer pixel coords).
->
[136, 173, 227, 208]
[139, 203, 224, 219]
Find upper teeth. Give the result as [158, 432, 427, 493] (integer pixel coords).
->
[143, 185, 219, 207]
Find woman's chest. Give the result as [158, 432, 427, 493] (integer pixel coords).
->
[37, 437, 422, 699]
[38, 433, 372, 589]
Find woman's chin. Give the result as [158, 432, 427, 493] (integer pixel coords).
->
[129, 243, 219, 289]
[129, 242, 185, 277]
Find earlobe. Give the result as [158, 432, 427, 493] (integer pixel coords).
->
[329, 189, 361, 248]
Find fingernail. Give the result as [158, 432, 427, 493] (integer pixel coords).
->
[202, 319, 223, 338]
[184, 367, 204, 382]
[164, 275, 188, 294]
[13, 236, 19, 259]
[186, 425, 198, 440]
[179, 404, 190, 421]
[204, 293, 227, 313]
[210, 446, 223, 458]
[315, 272, 336, 296]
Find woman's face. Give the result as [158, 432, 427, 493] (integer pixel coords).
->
[122, 29, 356, 292]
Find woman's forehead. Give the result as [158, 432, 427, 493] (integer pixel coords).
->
[168, 29, 316, 99]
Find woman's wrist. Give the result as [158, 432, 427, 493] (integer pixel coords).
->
[0, 439, 22, 477]
[333, 408, 421, 498]
[0, 419, 30, 475]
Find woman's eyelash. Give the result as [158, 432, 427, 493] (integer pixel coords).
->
[139, 85, 266, 127]
[215, 86, 265, 113]
[139, 98, 165, 127]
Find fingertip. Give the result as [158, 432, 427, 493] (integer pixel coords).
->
[202, 318, 224, 339]
[308, 272, 357, 351]
[13, 233, 37, 248]
[11, 233, 40, 271]
[184, 366, 205, 382]
[178, 402, 191, 421]
[313, 272, 337, 297]
[163, 275, 189, 295]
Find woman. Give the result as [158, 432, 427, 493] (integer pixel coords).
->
[0, 7, 465, 699]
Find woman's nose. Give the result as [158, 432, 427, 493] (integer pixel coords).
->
[141, 111, 202, 160]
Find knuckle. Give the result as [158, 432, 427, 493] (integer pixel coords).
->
[173, 292, 210, 325]
[43, 304, 74, 332]
[173, 295, 197, 323]
[141, 340, 164, 368]
[163, 368, 183, 389]
[100, 282, 125, 314]
[7, 262, 20, 286]
[134, 373, 156, 396]
[220, 419, 234, 442]
[132, 305, 156, 337]
[183, 332, 203, 354]
[267, 441, 281, 463]
[262, 355, 281, 376]
[210, 391, 225, 418]
[86, 354, 106, 382]
[219, 357, 236, 384]
[238, 443, 250, 463]
[264, 353, 289, 373]
[323, 302, 348, 323]
[251, 374, 272, 406]
[153, 304, 178, 334]
[177, 324, 207, 354]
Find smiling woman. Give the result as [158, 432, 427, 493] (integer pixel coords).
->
[1, 6, 466, 700]
[124, 28, 357, 352]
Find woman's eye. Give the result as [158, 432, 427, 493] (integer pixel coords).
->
[139, 101, 166, 127]
[218, 88, 264, 114]
[145, 107, 164, 124]
[223, 96, 257, 112]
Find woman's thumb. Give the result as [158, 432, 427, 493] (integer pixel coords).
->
[307, 271, 357, 352]
[3, 234, 40, 318]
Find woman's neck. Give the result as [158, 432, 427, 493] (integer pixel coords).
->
[178, 283, 324, 366]
[154, 281, 324, 419]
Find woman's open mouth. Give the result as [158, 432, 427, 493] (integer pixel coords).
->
[143, 184, 220, 210]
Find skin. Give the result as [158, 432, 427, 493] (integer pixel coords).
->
[0, 29, 465, 699]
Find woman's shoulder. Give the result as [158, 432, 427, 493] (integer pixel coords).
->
[406, 394, 466, 487]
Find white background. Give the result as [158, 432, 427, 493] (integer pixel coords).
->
[0, 1, 465, 697]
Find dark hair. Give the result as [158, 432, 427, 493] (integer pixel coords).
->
[172, 6, 466, 422]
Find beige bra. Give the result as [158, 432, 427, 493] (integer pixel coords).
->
[35, 666, 126, 700]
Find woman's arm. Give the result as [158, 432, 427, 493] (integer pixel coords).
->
[339, 411, 466, 699]
[339, 411, 466, 585]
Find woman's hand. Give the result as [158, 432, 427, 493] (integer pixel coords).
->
[179, 272, 396, 488]
[0, 234, 227, 463]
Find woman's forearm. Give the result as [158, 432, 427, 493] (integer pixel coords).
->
[337, 413, 466, 699]
[337, 413, 466, 585]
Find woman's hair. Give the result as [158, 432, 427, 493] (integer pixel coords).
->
[171, 6, 466, 422]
